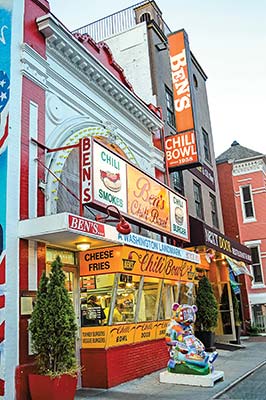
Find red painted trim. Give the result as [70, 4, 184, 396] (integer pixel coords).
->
[19, 240, 29, 291]
[0, 378, 4, 396]
[0, 116, 8, 148]
[0, 254, 6, 285]
[0, 295, 5, 309]
[0, 321, 5, 343]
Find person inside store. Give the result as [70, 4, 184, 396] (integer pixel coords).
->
[84, 295, 106, 326]
[104, 301, 123, 324]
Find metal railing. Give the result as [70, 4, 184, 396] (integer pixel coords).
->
[72, 1, 171, 42]
[254, 315, 266, 332]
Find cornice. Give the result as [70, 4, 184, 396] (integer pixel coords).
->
[36, 14, 163, 132]
[233, 158, 266, 176]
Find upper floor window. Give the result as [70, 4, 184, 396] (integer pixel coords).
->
[140, 13, 151, 23]
[165, 86, 175, 127]
[193, 181, 204, 220]
[240, 185, 255, 221]
[209, 193, 219, 229]
[202, 128, 211, 163]
[171, 171, 184, 196]
[250, 246, 263, 284]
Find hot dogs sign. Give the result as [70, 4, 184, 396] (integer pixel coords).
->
[80, 137, 189, 241]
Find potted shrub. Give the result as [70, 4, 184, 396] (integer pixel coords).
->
[195, 276, 218, 351]
[29, 256, 78, 400]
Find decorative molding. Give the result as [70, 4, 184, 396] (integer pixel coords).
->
[233, 159, 266, 176]
[36, 14, 163, 132]
[20, 44, 48, 89]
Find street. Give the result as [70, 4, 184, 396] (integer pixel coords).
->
[216, 363, 266, 399]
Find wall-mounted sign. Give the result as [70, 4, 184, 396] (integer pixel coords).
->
[107, 323, 136, 347]
[68, 214, 105, 237]
[80, 138, 189, 241]
[79, 245, 197, 281]
[127, 164, 170, 232]
[191, 163, 215, 191]
[81, 319, 171, 348]
[166, 29, 202, 170]
[117, 232, 200, 263]
[165, 131, 199, 169]
[168, 30, 194, 133]
[189, 216, 252, 264]
[92, 141, 128, 212]
[81, 326, 108, 348]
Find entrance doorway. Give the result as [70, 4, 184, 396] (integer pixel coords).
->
[213, 281, 235, 342]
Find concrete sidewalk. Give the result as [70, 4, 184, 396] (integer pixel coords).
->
[75, 337, 266, 400]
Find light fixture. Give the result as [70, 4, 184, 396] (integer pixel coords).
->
[75, 242, 91, 251]
[95, 205, 132, 235]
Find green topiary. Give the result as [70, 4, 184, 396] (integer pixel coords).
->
[195, 276, 218, 332]
[29, 256, 78, 377]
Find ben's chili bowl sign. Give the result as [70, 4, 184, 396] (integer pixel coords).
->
[165, 131, 199, 169]
[168, 30, 193, 132]
[122, 246, 196, 281]
[80, 245, 197, 281]
[127, 164, 170, 231]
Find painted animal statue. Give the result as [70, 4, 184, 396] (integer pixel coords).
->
[165, 303, 218, 375]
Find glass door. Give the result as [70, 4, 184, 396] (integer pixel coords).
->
[213, 281, 235, 342]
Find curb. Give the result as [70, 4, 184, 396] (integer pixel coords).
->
[211, 360, 266, 399]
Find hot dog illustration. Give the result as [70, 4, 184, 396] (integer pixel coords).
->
[100, 170, 121, 192]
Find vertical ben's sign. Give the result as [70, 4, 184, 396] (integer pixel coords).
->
[165, 29, 201, 170]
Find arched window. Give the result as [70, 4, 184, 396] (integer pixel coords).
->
[140, 12, 151, 23]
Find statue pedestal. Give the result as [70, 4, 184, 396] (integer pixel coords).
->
[159, 370, 224, 387]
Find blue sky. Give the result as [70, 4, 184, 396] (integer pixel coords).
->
[49, 0, 266, 157]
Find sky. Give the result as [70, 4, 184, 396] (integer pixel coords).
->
[49, 0, 266, 157]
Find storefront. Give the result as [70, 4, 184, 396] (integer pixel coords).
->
[19, 214, 200, 388]
[188, 216, 253, 342]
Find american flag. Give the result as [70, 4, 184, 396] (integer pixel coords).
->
[0, 70, 9, 150]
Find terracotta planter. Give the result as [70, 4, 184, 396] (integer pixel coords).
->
[29, 373, 77, 400]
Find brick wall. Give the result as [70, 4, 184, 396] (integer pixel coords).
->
[81, 339, 169, 388]
[217, 162, 239, 240]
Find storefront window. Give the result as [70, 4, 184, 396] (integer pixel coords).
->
[80, 274, 115, 327]
[113, 274, 141, 324]
[137, 277, 161, 322]
[178, 282, 196, 305]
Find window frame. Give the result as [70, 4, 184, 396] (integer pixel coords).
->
[250, 245, 263, 284]
[209, 192, 219, 229]
[240, 184, 256, 222]
[193, 180, 204, 220]
[202, 128, 211, 164]
[165, 86, 175, 128]
[171, 170, 184, 196]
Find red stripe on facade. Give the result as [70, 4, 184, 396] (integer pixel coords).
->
[20, 77, 46, 220]
[0, 116, 9, 149]
[0, 254, 6, 285]
[0, 378, 4, 396]
[19, 240, 28, 291]
[0, 321, 5, 343]
[0, 295, 5, 309]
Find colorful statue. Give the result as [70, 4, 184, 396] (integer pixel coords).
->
[165, 303, 218, 375]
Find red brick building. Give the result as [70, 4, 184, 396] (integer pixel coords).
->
[217, 141, 266, 329]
